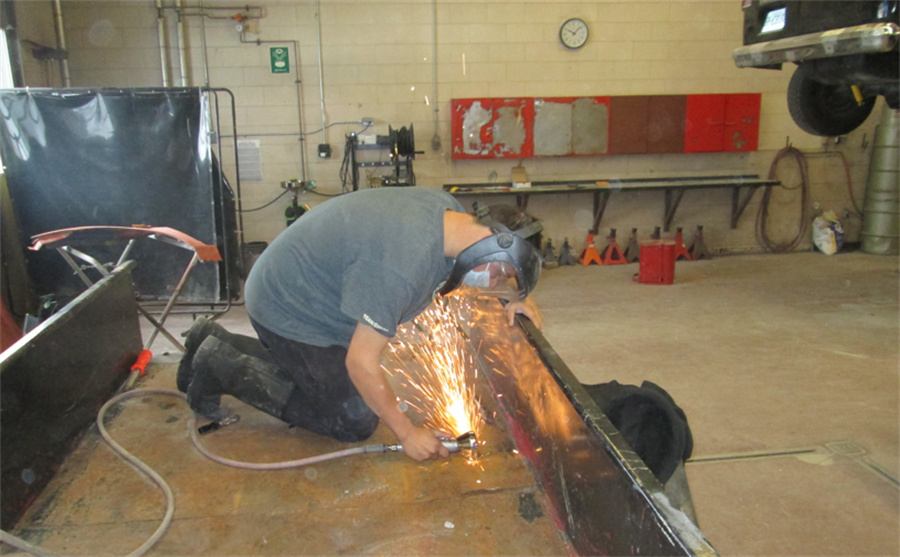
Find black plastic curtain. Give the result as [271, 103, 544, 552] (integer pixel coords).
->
[0, 88, 236, 302]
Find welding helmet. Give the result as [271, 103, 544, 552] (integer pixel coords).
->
[438, 202, 543, 299]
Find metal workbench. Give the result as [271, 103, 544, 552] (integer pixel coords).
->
[444, 175, 780, 232]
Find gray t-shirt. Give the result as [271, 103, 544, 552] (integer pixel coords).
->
[244, 187, 465, 348]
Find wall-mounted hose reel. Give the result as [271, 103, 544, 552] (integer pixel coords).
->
[342, 124, 422, 191]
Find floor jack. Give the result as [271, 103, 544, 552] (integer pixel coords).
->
[579, 231, 603, 266]
[599, 229, 627, 265]
[689, 225, 711, 260]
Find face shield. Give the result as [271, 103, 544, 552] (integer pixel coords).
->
[439, 206, 543, 299]
[462, 261, 534, 302]
[461, 261, 516, 288]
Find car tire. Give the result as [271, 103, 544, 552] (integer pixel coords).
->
[787, 63, 876, 136]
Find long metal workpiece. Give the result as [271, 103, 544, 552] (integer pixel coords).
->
[0, 262, 143, 530]
[466, 296, 717, 556]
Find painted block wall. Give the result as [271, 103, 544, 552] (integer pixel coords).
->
[9, 0, 881, 255]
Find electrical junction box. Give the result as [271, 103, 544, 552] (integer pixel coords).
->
[318, 143, 332, 158]
[359, 134, 377, 145]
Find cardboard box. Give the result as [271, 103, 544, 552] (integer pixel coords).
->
[512, 166, 531, 188]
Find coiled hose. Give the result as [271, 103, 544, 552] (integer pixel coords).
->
[0, 388, 392, 557]
[756, 146, 810, 253]
[390, 125, 416, 157]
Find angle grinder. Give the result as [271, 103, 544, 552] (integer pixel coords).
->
[383, 431, 478, 454]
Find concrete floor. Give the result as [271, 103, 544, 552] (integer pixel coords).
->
[5, 250, 899, 556]
[536, 251, 899, 556]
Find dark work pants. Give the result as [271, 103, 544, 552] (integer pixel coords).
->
[250, 318, 379, 442]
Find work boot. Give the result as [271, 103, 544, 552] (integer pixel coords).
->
[177, 317, 224, 393]
[186, 336, 294, 421]
[177, 317, 273, 394]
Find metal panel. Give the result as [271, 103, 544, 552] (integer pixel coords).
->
[724, 94, 761, 151]
[609, 96, 650, 155]
[466, 298, 717, 556]
[452, 95, 759, 159]
[0, 262, 142, 529]
[684, 94, 726, 153]
[684, 94, 762, 153]
[648, 96, 687, 154]
[534, 100, 573, 156]
[450, 97, 533, 159]
[571, 97, 609, 155]
[532, 97, 611, 157]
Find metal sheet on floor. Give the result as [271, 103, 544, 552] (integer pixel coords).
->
[8, 293, 714, 556]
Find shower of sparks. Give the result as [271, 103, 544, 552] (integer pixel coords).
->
[383, 295, 484, 440]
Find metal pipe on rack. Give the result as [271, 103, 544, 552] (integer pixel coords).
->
[198, 0, 211, 87]
[160, 5, 264, 20]
[293, 39, 309, 184]
[0, 1, 25, 87]
[175, 0, 189, 86]
[156, 0, 170, 87]
[431, 0, 441, 151]
[316, 0, 327, 147]
[51, 0, 70, 87]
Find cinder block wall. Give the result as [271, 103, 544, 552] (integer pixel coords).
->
[12, 0, 881, 254]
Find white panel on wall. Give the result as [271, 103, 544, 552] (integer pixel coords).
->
[237, 139, 263, 182]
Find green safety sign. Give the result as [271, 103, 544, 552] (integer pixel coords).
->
[270, 47, 289, 74]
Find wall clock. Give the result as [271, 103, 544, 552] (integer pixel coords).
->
[560, 18, 589, 49]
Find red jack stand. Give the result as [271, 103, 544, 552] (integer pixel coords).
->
[558, 238, 577, 266]
[674, 227, 692, 261]
[689, 225, 711, 260]
[599, 228, 627, 265]
[623, 228, 641, 263]
[579, 231, 603, 266]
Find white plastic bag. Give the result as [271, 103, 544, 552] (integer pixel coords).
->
[812, 210, 845, 255]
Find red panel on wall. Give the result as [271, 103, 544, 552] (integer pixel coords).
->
[684, 94, 726, 153]
[684, 93, 761, 153]
[723, 93, 761, 152]
[450, 93, 761, 159]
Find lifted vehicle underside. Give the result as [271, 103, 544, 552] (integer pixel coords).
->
[733, 1, 899, 136]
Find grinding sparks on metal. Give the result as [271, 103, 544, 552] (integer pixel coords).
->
[383, 295, 485, 445]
